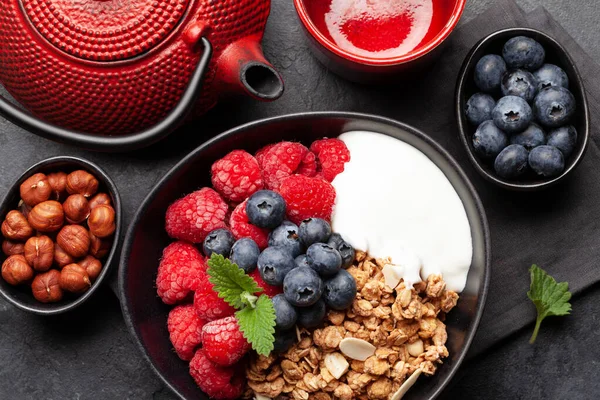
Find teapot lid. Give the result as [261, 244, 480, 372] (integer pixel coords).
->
[22, 0, 190, 61]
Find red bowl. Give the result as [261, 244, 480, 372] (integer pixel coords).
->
[294, 0, 466, 82]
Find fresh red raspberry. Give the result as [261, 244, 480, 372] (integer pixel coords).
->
[194, 279, 236, 321]
[165, 188, 228, 243]
[211, 150, 264, 203]
[156, 242, 207, 305]
[202, 316, 250, 366]
[310, 138, 351, 182]
[258, 142, 317, 190]
[255, 143, 276, 165]
[167, 304, 206, 361]
[189, 349, 245, 400]
[279, 175, 336, 224]
[249, 269, 283, 297]
[229, 199, 269, 249]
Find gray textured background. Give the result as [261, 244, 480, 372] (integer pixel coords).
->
[0, 0, 599, 399]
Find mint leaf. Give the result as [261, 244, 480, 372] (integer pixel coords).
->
[207, 254, 262, 309]
[527, 264, 572, 344]
[236, 294, 276, 356]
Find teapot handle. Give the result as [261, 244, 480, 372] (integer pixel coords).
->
[0, 38, 213, 152]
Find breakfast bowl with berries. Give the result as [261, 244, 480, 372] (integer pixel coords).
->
[0, 156, 121, 315]
[119, 112, 490, 400]
[456, 28, 590, 191]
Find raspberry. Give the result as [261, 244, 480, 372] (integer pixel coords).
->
[255, 143, 276, 165]
[211, 150, 264, 203]
[202, 316, 250, 366]
[194, 279, 236, 321]
[249, 269, 283, 297]
[258, 142, 317, 190]
[229, 199, 269, 249]
[167, 304, 206, 361]
[279, 175, 336, 224]
[156, 242, 207, 305]
[189, 349, 244, 400]
[310, 138, 351, 182]
[165, 188, 228, 243]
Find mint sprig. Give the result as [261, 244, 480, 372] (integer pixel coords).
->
[207, 254, 275, 355]
[527, 264, 572, 344]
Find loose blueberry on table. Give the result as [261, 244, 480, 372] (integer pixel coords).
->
[466, 35, 579, 180]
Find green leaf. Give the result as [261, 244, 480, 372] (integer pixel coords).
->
[207, 254, 262, 309]
[236, 295, 276, 356]
[527, 264, 572, 344]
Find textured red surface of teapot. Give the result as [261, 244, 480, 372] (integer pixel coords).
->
[0, 0, 283, 136]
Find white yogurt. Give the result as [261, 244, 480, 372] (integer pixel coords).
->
[331, 131, 473, 292]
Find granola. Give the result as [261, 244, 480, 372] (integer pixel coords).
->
[246, 252, 459, 400]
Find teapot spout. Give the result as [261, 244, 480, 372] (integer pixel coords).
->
[217, 35, 284, 101]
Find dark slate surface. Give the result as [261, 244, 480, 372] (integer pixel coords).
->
[0, 0, 599, 399]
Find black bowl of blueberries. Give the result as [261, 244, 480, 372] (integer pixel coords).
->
[456, 28, 589, 190]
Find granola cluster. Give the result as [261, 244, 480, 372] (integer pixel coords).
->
[245, 251, 459, 400]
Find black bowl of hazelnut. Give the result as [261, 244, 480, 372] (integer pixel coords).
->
[0, 156, 121, 315]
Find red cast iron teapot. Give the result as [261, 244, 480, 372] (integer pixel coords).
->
[0, 0, 284, 151]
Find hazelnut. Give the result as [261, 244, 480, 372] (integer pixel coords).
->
[54, 243, 74, 268]
[2, 240, 25, 256]
[89, 232, 111, 259]
[59, 264, 91, 294]
[28, 200, 65, 232]
[19, 200, 32, 219]
[20, 173, 51, 207]
[88, 193, 111, 210]
[57, 225, 90, 258]
[66, 170, 99, 198]
[79, 255, 102, 281]
[88, 205, 116, 238]
[63, 194, 90, 224]
[1, 255, 34, 286]
[24, 235, 55, 272]
[31, 270, 63, 303]
[47, 172, 68, 201]
[1, 210, 33, 241]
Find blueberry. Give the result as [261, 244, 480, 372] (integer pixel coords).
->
[533, 64, 569, 91]
[529, 145, 565, 177]
[202, 229, 235, 257]
[229, 238, 260, 273]
[547, 125, 577, 158]
[269, 223, 303, 258]
[494, 144, 529, 179]
[296, 299, 327, 329]
[273, 329, 296, 353]
[533, 87, 576, 128]
[492, 96, 533, 133]
[283, 267, 324, 307]
[474, 54, 507, 93]
[501, 69, 537, 102]
[510, 123, 546, 151]
[323, 270, 357, 311]
[257, 247, 296, 286]
[502, 36, 545, 70]
[306, 243, 342, 277]
[465, 93, 496, 126]
[337, 241, 355, 268]
[295, 254, 310, 268]
[298, 218, 332, 247]
[272, 294, 298, 330]
[246, 190, 286, 229]
[327, 233, 345, 249]
[472, 120, 508, 159]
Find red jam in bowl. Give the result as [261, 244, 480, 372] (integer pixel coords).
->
[304, 0, 456, 59]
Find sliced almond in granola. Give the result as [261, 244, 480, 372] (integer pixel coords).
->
[254, 394, 271, 400]
[339, 338, 376, 361]
[391, 369, 422, 400]
[382, 264, 404, 290]
[324, 352, 350, 380]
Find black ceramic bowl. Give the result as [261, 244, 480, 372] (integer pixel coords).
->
[0, 156, 122, 315]
[456, 28, 590, 191]
[119, 112, 491, 400]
